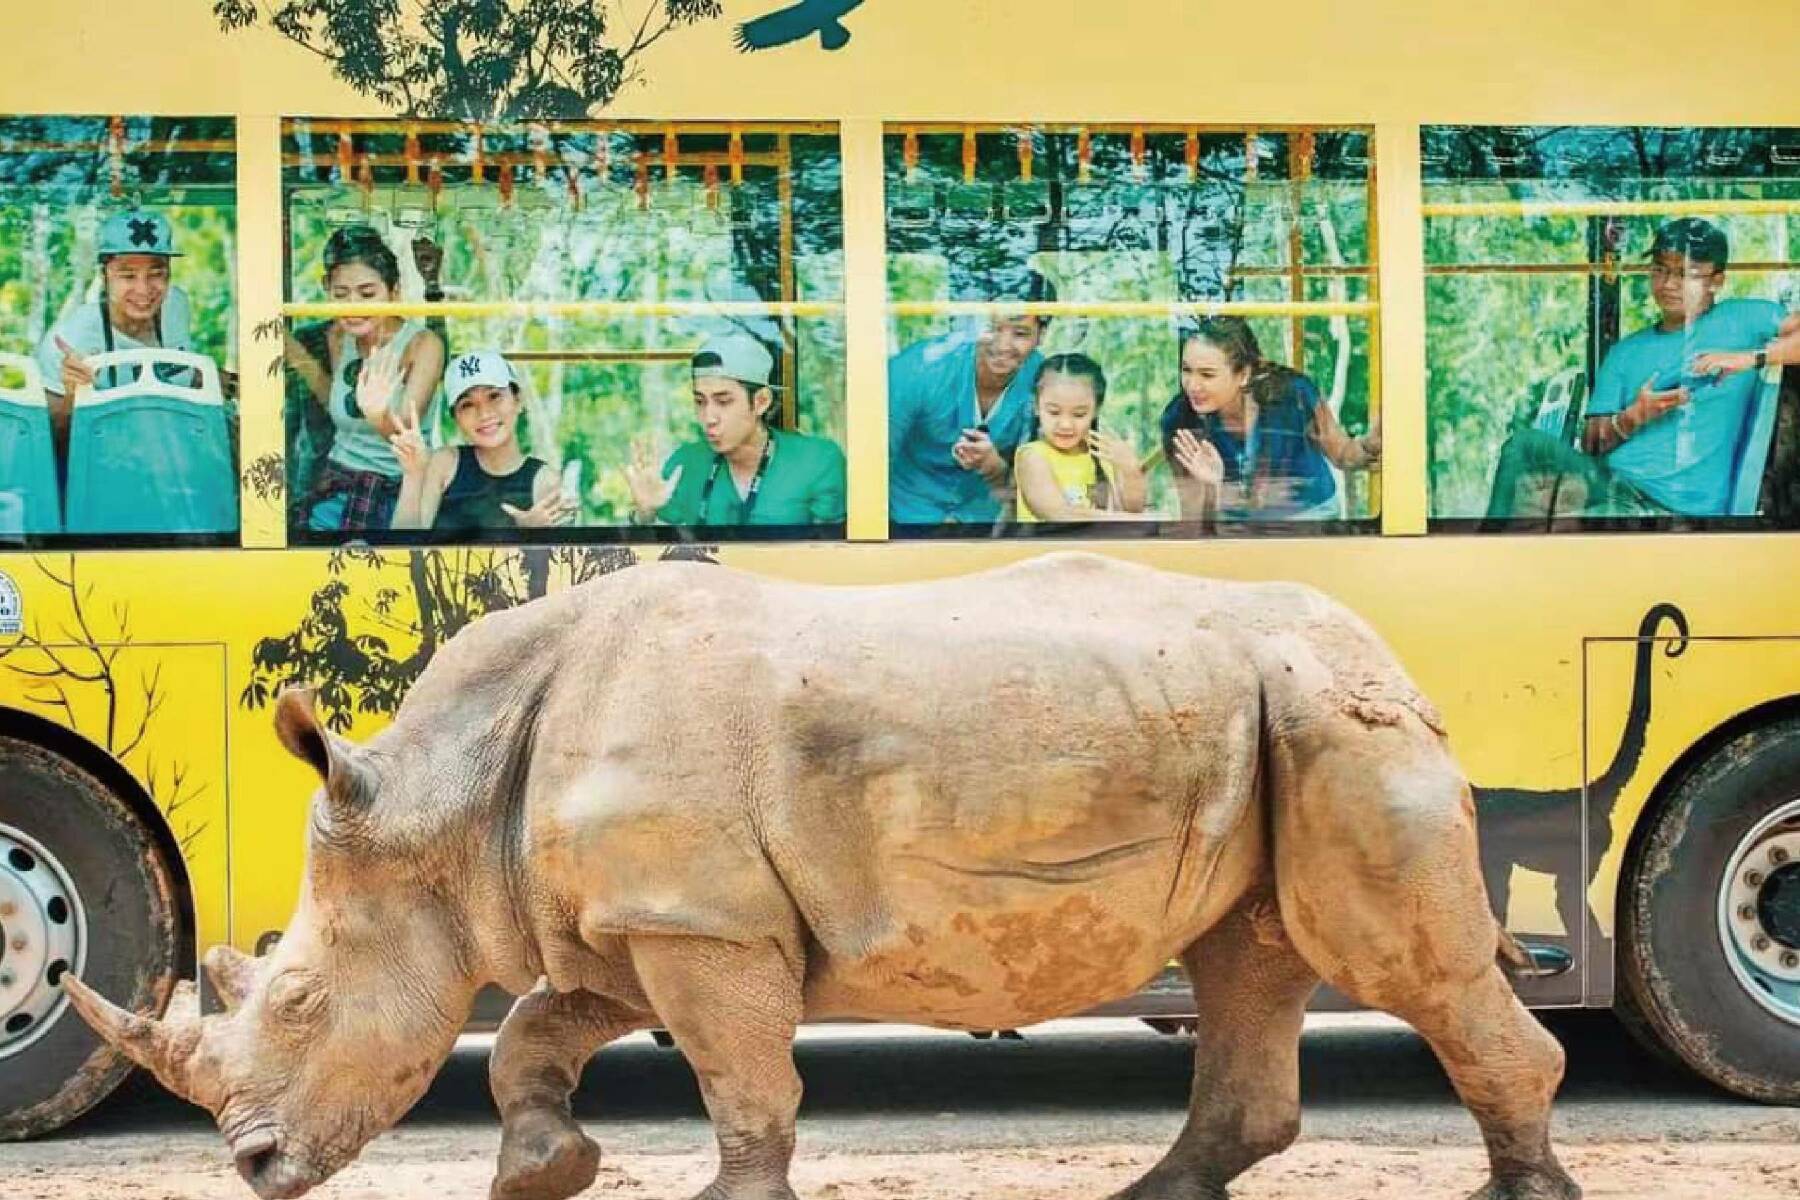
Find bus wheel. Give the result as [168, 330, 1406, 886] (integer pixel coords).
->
[1617, 719, 1800, 1103]
[0, 736, 183, 1139]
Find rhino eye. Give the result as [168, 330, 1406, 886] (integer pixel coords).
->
[267, 973, 325, 1024]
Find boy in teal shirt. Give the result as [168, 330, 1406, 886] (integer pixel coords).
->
[625, 334, 846, 529]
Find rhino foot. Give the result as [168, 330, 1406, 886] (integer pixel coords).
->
[1104, 1173, 1229, 1200]
[1468, 1169, 1582, 1200]
[491, 1108, 600, 1200]
[686, 1185, 799, 1200]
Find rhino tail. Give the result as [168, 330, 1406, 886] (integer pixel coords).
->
[1495, 924, 1534, 975]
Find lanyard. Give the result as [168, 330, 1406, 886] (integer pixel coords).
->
[699, 433, 775, 524]
[98, 298, 166, 391]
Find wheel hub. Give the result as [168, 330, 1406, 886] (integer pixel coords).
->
[1719, 804, 1800, 1026]
[1758, 863, 1800, 950]
[0, 825, 86, 1059]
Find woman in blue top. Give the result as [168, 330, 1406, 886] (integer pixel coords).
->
[1160, 317, 1379, 522]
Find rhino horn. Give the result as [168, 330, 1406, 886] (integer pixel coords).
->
[62, 975, 210, 1106]
[203, 945, 259, 1012]
[274, 685, 376, 818]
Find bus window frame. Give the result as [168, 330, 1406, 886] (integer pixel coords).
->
[1420, 126, 1800, 536]
[878, 122, 1386, 542]
[0, 114, 243, 553]
[275, 117, 852, 550]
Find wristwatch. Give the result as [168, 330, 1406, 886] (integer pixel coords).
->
[1755, 348, 1769, 371]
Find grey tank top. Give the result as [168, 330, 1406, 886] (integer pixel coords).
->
[325, 320, 439, 477]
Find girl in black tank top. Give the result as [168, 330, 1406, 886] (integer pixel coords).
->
[433, 446, 548, 535]
[389, 349, 578, 533]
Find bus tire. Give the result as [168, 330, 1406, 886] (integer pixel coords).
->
[0, 735, 184, 1140]
[1616, 717, 1800, 1103]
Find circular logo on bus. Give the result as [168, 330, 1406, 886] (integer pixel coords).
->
[0, 570, 21, 636]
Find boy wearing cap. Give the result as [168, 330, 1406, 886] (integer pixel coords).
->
[389, 350, 574, 534]
[34, 209, 199, 449]
[887, 270, 1056, 528]
[1487, 218, 1800, 520]
[623, 334, 846, 529]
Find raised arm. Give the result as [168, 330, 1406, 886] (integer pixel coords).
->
[1309, 402, 1380, 470]
[500, 464, 579, 528]
[1167, 428, 1225, 522]
[388, 399, 454, 529]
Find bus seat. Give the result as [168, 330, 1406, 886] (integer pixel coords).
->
[65, 349, 238, 536]
[0, 351, 61, 537]
[1727, 366, 1783, 517]
[1529, 367, 1587, 447]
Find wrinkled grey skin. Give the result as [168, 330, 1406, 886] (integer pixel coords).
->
[68, 553, 1579, 1200]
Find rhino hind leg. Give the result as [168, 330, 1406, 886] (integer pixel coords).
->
[1106, 891, 1319, 1200]
[489, 983, 650, 1200]
[1271, 727, 1580, 1200]
[629, 936, 805, 1200]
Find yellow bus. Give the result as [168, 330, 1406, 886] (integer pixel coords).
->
[3, 0, 1800, 1140]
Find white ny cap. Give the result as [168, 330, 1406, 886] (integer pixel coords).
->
[443, 350, 518, 406]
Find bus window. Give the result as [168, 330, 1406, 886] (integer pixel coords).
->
[1424, 125, 1800, 531]
[0, 116, 240, 548]
[282, 120, 847, 546]
[883, 124, 1381, 538]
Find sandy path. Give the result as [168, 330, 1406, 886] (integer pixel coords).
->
[12, 1140, 1800, 1200]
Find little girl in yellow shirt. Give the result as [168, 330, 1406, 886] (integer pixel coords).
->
[1014, 353, 1148, 522]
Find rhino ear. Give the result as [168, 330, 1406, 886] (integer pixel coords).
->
[274, 687, 376, 815]
[275, 686, 334, 780]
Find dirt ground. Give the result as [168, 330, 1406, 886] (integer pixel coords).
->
[12, 1016, 1799, 1200]
[10, 1140, 1800, 1200]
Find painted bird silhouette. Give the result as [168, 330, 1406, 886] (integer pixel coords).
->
[734, 0, 867, 52]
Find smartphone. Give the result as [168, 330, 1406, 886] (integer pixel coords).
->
[1650, 361, 1722, 394]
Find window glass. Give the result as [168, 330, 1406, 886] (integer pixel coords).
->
[1425, 125, 1800, 530]
[883, 125, 1380, 538]
[0, 116, 239, 547]
[282, 120, 846, 545]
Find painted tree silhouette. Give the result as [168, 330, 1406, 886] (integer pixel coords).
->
[241, 544, 716, 730]
[210, 0, 725, 121]
[0, 557, 209, 853]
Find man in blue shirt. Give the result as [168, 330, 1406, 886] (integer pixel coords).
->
[1486, 219, 1800, 521]
[888, 271, 1057, 528]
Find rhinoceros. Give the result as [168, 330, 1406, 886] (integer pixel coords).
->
[65, 552, 1577, 1200]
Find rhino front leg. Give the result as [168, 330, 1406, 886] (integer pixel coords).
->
[1106, 890, 1318, 1200]
[489, 983, 650, 1200]
[630, 936, 805, 1200]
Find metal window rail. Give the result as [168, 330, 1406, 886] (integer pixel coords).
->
[280, 301, 844, 320]
[281, 299, 1377, 320]
[1423, 195, 1800, 275]
[281, 150, 789, 171]
[0, 139, 236, 155]
[1423, 197, 1800, 219]
[283, 120, 839, 137]
[885, 300, 1378, 319]
[501, 349, 696, 364]
[891, 122, 1374, 137]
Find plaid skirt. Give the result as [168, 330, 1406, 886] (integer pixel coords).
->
[308, 460, 401, 532]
